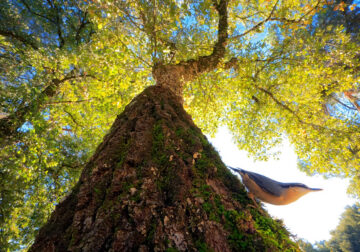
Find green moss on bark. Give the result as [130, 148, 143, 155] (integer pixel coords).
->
[30, 85, 299, 252]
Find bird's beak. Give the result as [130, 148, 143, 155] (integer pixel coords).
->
[309, 188, 323, 191]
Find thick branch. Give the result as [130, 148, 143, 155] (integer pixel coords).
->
[152, 0, 229, 97]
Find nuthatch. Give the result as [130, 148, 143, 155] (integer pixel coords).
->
[229, 167, 322, 205]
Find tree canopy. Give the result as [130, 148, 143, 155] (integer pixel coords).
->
[0, 0, 359, 250]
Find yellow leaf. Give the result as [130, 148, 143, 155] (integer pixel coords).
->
[304, 4, 311, 11]
[334, 1, 346, 12]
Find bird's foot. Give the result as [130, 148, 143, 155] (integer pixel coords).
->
[248, 192, 267, 215]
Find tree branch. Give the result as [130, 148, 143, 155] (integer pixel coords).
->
[75, 11, 90, 46]
[45, 99, 92, 105]
[54, 4, 65, 49]
[20, 0, 65, 48]
[243, 47, 350, 133]
[331, 95, 358, 111]
[19, 0, 56, 24]
[63, 109, 82, 127]
[152, 0, 229, 96]
[0, 29, 38, 50]
[256, 86, 303, 121]
[230, 0, 279, 41]
[0, 72, 90, 147]
[255, 85, 353, 134]
[269, 0, 322, 24]
[344, 91, 360, 113]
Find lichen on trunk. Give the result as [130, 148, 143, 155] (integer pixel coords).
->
[30, 85, 299, 251]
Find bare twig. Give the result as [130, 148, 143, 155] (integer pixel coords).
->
[230, 0, 280, 41]
[331, 96, 357, 111]
[344, 91, 360, 112]
[45, 99, 92, 105]
[269, 0, 323, 24]
[54, 4, 65, 48]
[63, 109, 82, 127]
[20, 0, 56, 24]
[255, 85, 353, 134]
[75, 11, 90, 45]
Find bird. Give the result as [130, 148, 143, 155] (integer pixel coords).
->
[228, 166, 323, 205]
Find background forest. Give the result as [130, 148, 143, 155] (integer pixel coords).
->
[0, 0, 359, 250]
[299, 204, 360, 252]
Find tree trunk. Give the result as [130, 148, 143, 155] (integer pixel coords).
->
[30, 85, 298, 251]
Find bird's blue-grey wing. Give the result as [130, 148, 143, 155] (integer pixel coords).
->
[244, 170, 284, 197]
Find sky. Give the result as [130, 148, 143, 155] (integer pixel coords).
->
[209, 127, 357, 244]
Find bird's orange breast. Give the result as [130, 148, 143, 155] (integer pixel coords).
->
[241, 173, 308, 205]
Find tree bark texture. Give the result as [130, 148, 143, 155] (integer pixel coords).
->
[30, 85, 298, 251]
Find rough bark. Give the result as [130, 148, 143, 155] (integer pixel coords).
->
[30, 85, 298, 252]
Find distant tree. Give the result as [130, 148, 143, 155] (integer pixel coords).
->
[298, 239, 331, 252]
[326, 204, 360, 251]
[298, 239, 321, 252]
[298, 204, 360, 252]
